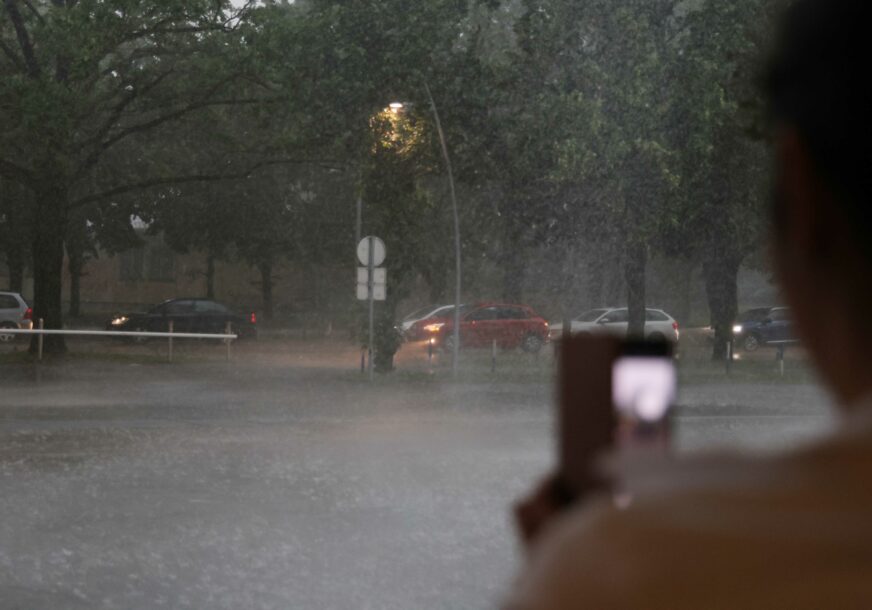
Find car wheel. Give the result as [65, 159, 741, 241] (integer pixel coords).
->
[648, 331, 666, 342]
[0, 322, 17, 343]
[443, 334, 458, 353]
[743, 333, 760, 352]
[521, 334, 544, 353]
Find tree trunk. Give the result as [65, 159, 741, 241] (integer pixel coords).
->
[704, 255, 741, 361]
[587, 257, 604, 309]
[30, 183, 68, 355]
[66, 212, 90, 319]
[373, 299, 401, 373]
[425, 266, 448, 304]
[625, 240, 647, 338]
[67, 246, 83, 318]
[502, 218, 525, 303]
[258, 260, 273, 322]
[206, 254, 215, 299]
[6, 248, 24, 293]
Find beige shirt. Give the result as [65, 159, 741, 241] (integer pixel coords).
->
[506, 414, 872, 609]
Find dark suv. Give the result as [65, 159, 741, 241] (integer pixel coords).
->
[732, 307, 795, 351]
[106, 298, 257, 339]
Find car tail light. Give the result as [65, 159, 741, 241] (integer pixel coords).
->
[672, 321, 679, 331]
[250, 312, 257, 324]
[23, 307, 32, 320]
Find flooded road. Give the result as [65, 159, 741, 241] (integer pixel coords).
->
[0, 356, 832, 609]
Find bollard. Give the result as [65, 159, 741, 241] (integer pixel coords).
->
[37, 318, 44, 361]
[725, 340, 733, 376]
[777, 345, 785, 377]
[168, 320, 174, 363]
[225, 321, 232, 361]
[491, 339, 497, 373]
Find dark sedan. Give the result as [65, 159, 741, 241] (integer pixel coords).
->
[106, 298, 257, 340]
[732, 306, 795, 351]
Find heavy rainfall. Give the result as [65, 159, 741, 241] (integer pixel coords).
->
[0, 1, 833, 608]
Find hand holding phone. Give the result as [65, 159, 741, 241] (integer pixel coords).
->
[515, 334, 675, 549]
[557, 336, 675, 504]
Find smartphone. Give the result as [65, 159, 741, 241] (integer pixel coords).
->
[612, 339, 675, 445]
[557, 336, 675, 504]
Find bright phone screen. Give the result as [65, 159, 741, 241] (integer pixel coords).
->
[612, 356, 676, 423]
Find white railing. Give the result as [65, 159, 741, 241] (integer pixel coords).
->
[0, 320, 237, 362]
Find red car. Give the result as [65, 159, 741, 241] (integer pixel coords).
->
[424, 303, 549, 353]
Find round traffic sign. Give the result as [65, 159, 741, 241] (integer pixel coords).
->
[357, 236, 386, 266]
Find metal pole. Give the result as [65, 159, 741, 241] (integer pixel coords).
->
[355, 196, 362, 252]
[368, 236, 375, 381]
[428, 338, 433, 368]
[225, 321, 232, 362]
[37, 318, 44, 361]
[491, 339, 497, 373]
[424, 82, 462, 379]
[778, 345, 785, 377]
[168, 320, 174, 363]
[361, 346, 366, 374]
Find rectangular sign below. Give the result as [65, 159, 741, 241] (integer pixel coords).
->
[357, 267, 386, 284]
[356, 267, 387, 301]
[356, 283, 387, 301]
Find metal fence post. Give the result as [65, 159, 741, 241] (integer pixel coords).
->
[168, 320, 174, 363]
[225, 321, 232, 361]
[37, 318, 44, 361]
[777, 344, 785, 377]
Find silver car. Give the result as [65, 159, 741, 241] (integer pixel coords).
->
[0, 292, 33, 342]
[549, 307, 680, 343]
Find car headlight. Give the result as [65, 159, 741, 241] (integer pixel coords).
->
[423, 323, 445, 333]
[732, 325, 743, 334]
[111, 316, 129, 326]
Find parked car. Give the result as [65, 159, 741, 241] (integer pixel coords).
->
[0, 291, 32, 342]
[401, 304, 451, 337]
[106, 298, 257, 341]
[732, 307, 795, 351]
[428, 303, 549, 353]
[549, 308, 680, 343]
[402, 304, 469, 340]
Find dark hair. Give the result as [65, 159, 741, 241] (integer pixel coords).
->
[766, 0, 872, 222]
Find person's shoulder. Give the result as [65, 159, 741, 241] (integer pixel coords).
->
[508, 437, 872, 610]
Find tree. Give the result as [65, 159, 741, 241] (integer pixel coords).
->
[0, 177, 31, 292]
[667, 0, 775, 358]
[0, 0, 267, 353]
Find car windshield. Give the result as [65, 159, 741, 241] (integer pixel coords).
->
[574, 309, 609, 322]
[0, 2, 831, 608]
[403, 305, 445, 321]
[738, 308, 773, 322]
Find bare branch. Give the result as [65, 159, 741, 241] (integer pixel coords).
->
[76, 69, 177, 173]
[0, 156, 34, 185]
[70, 159, 333, 209]
[94, 92, 284, 159]
[21, 0, 44, 24]
[0, 37, 25, 72]
[3, 0, 40, 77]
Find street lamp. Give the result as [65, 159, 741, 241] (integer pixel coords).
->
[389, 91, 463, 377]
